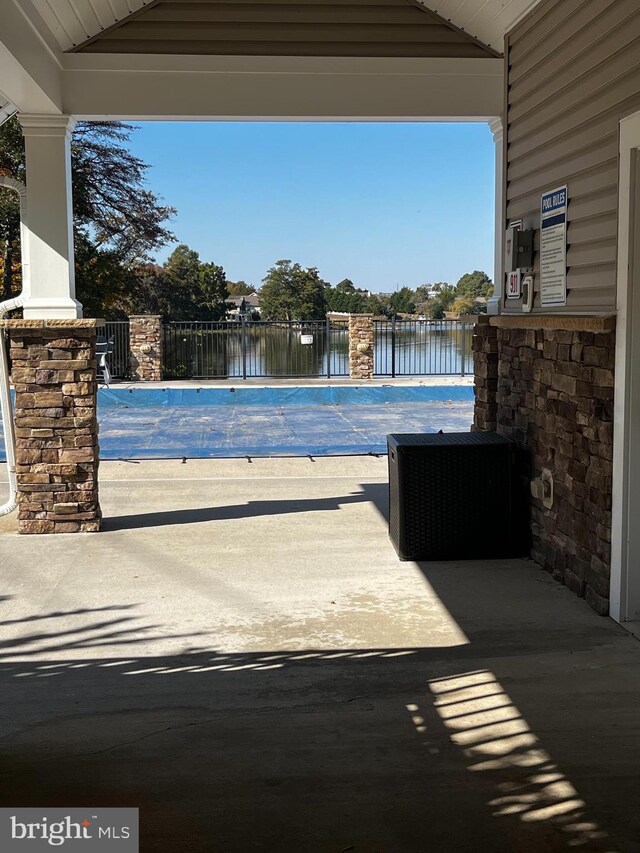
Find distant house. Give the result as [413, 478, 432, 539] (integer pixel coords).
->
[225, 292, 261, 320]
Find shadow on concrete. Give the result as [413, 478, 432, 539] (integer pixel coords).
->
[103, 484, 390, 531]
[0, 648, 627, 853]
[0, 604, 136, 628]
[0, 591, 636, 853]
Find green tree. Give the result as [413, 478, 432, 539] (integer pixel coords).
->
[455, 270, 494, 299]
[388, 286, 416, 316]
[162, 244, 202, 318]
[122, 264, 178, 319]
[0, 117, 25, 301]
[372, 295, 394, 318]
[325, 278, 371, 313]
[227, 280, 254, 296]
[74, 233, 138, 318]
[260, 260, 327, 321]
[424, 283, 457, 319]
[161, 245, 230, 320]
[164, 244, 200, 290]
[198, 262, 228, 320]
[120, 264, 162, 316]
[366, 294, 384, 317]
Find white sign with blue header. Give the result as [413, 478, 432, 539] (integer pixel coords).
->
[540, 185, 567, 306]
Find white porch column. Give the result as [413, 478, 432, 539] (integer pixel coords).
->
[19, 115, 82, 319]
[487, 117, 504, 316]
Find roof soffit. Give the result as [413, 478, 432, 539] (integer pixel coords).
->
[68, 0, 501, 58]
[26, 0, 546, 54]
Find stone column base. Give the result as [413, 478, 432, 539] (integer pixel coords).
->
[129, 315, 162, 381]
[348, 314, 374, 380]
[2, 319, 102, 534]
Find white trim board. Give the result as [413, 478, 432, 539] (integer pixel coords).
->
[59, 56, 503, 121]
[611, 110, 640, 623]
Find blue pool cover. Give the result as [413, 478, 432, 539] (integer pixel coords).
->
[1, 384, 474, 460]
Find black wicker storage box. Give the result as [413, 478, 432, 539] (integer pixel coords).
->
[387, 431, 526, 561]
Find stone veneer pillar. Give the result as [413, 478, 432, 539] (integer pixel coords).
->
[129, 315, 162, 381]
[348, 314, 374, 380]
[3, 319, 102, 534]
[472, 315, 616, 615]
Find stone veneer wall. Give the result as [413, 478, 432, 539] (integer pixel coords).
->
[4, 319, 102, 534]
[348, 314, 374, 380]
[130, 315, 162, 381]
[473, 316, 615, 614]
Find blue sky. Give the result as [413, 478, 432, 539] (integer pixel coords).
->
[129, 122, 494, 293]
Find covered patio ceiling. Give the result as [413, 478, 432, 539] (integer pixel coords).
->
[31, 0, 540, 53]
[0, 0, 542, 120]
[66, 1, 501, 58]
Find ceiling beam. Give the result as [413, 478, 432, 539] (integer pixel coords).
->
[61, 54, 503, 119]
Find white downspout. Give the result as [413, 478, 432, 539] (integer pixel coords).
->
[0, 176, 30, 516]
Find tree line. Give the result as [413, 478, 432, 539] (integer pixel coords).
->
[258, 262, 493, 321]
[0, 119, 492, 322]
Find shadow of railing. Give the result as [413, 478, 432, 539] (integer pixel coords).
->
[0, 638, 620, 851]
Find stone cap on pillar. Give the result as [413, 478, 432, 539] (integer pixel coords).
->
[488, 314, 615, 332]
[0, 318, 105, 329]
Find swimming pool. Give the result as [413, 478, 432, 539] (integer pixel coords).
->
[1, 384, 475, 460]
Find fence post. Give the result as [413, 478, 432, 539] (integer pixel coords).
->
[460, 321, 467, 377]
[391, 316, 397, 378]
[129, 315, 163, 381]
[348, 314, 374, 380]
[326, 316, 331, 379]
[241, 316, 248, 380]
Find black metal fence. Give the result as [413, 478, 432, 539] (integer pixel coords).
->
[374, 319, 473, 377]
[103, 321, 131, 379]
[103, 317, 474, 381]
[163, 319, 350, 379]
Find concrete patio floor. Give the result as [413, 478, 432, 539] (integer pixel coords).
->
[0, 457, 640, 852]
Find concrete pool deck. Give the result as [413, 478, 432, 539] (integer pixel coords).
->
[1, 457, 640, 851]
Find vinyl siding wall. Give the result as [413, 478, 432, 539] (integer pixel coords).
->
[505, 0, 640, 313]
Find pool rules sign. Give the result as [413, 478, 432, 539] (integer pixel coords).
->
[540, 186, 568, 306]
